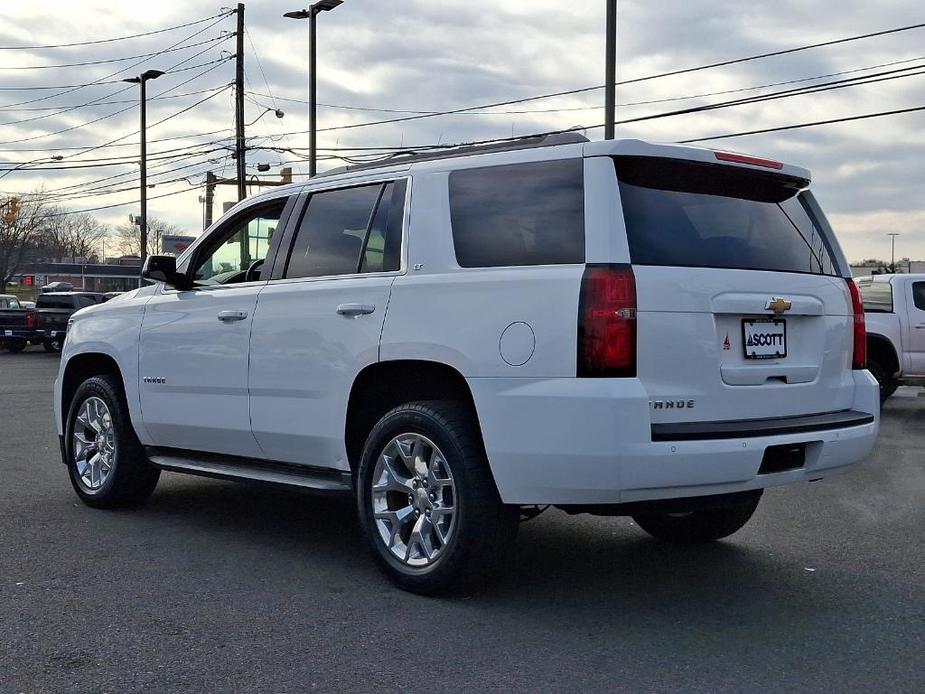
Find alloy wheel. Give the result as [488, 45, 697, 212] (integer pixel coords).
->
[72, 396, 116, 491]
[371, 433, 457, 567]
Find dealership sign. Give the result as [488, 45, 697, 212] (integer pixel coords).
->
[161, 235, 197, 256]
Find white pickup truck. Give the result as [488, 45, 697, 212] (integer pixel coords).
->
[860, 273, 925, 401]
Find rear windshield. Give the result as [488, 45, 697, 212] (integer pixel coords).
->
[615, 157, 839, 276]
[857, 281, 893, 312]
[37, 296, 74, 309]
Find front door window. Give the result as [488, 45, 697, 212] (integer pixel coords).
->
[192, 201, 286, 286]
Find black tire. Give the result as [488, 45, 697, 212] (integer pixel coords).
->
[632, 494, 761, 544]
[6, 338, 26, 353]
[356, 400, 518, 595]
[866, 356, 897, 403]
[43, 338, 62, 353]
[65, 374, 159, 508]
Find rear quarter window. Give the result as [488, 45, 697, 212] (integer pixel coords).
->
[857, 281, 893, 312]
[449, 159, 584, 268]
[615, 157, 839, 276]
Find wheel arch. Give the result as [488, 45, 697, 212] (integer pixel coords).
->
[344, 360, 483, 475]
[867, 332, 899, 377]
[60, 352, 126, 429]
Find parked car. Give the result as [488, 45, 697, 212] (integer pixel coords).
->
[54, 134, 879, 594]
[860, 273, 925, 401]
[0, 293, 39, 352]
[36, 292, 105, 352]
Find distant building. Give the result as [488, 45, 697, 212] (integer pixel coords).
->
[13, 259, 141, 292]
[850, 258, 919, 277]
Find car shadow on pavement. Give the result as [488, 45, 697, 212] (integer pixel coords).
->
[125, 474, 852, 628]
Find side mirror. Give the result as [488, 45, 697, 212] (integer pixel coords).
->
[142, 255, 188, 289]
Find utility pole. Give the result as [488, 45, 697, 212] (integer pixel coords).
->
[204, 171, 216, 229]
[604, 0, 617, 140]
[234, 3, 246, 201]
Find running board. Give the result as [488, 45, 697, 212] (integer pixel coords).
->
[145, 447, 353, 493]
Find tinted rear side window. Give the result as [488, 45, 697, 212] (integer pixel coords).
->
[449, 159, 584, 268]
[857, 281, 893, 312]
[615, 157, 839, 276]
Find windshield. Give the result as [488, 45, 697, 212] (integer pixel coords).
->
[615, 157, 839, 276]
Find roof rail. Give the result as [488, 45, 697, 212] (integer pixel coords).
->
[318, 131, 590, 178]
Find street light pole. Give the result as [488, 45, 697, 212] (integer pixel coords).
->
[123, 69, 164, 277]
[888, 232, 901, 273]
[284, 0, 343, 177]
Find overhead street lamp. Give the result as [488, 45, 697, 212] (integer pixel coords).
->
[246, 107, 285, 127]
[123, 69, 164, 273]
[0, 154, 64, 180]
[284, 0, 343, 177]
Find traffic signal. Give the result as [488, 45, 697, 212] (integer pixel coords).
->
[2, 196, 19, 224]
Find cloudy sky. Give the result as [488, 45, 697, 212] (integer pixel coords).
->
[0, 0, 922, 262]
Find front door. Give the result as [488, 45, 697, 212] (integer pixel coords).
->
[249, 179, 407, 469]
[138, 197, 291, 457]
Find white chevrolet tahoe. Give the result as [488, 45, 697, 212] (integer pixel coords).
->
[860, 273, 925, 401]
[54, 134, 879, 594]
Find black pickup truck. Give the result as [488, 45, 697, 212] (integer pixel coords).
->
[35, 292, 106, 352]
[0, 291, 105, 353]
[0, 294, 37, 353]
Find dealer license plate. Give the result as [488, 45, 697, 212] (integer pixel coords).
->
[742, 319, 786, 359]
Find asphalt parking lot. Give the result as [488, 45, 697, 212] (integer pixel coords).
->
[1, 349, 923, 693]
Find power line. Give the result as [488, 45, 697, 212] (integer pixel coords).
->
[253, 53, 925, 116]
[254, 59, 925, 142]
[253, 20, 925, 136]
[607, 62, 925, 128]
[0, 35, 229, 70]
[679, 104, 925, 142]
[0, 86, 221, 113]
[0, 69, 232, 147]
[41, 179, 209, 217]
[0, 12, 233, 111]
[51, 61, 233, 161]
[0, 11, 233, 50]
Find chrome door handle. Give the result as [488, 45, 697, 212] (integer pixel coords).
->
[336, 303, 376, 317]
[217, 310, 248, 322]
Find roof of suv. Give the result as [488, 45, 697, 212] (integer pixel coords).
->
[234, 134, 812, 216]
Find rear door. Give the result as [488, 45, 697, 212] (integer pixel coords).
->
[248, 178, 407, 469]
[613, 156, 855, 424]
[902, 280, 925, 374]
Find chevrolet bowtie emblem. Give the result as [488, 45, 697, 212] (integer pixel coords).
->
[766, 297, 792, 314]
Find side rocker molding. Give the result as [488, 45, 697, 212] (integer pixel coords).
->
[145, 447, 353, 493]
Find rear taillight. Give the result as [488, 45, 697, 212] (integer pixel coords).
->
[25, 313, 36, 329]
[847, 279, 866, 370]
[578, 264, 636, 377]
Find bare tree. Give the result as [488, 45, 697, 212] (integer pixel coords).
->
[0, 193, 48, 293]
[109, 216, 183, 258]
[38, 207, 109, 261]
